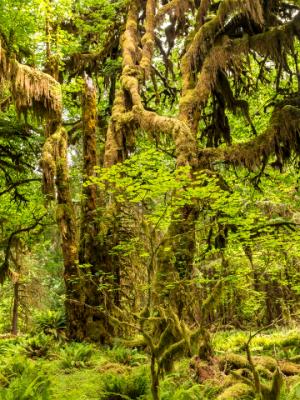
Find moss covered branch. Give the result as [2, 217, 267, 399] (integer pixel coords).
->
[198, 104, 300, 169]
[11, 60, 62, 120]
[140, 0, 156, 79]
[180, 12, 300, 130]
[180, 0, 264, 93]
[155, 0, 193, 24]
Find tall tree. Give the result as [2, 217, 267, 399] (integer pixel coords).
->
[0, 0, 299, 343]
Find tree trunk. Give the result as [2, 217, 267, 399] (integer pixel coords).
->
[11, 281, 19, 335]
[78, 75, 115, 342]
[54, 126, 82, 340]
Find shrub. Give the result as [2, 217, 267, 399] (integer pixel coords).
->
[107, 345, 147, 366]
[0, 356, 32, 384]
[0, 370, 51, 400]
[126, 369, 149, 399]
[34, 310, 66, 339]
[100, 368, 150, 400]
[160, 378, 206, 400]
[171, 385, 203, 400]
[0, 338, 24, 357]
[0, 356, 51, 400]
[100, 373, 124, 399]
[59, 342, 94, 370]
[23, 333, 52, 358]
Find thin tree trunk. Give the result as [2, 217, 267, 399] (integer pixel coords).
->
[11, 281, 19, 335]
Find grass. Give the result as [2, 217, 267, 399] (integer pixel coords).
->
[51, 368, 101, 400]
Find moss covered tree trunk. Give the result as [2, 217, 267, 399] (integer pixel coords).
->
[78, 75, 115, 342]
[54, 126, 83, 340]
[41, 69, 82, 339]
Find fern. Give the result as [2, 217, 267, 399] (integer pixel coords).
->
[59, 342, 94, 370]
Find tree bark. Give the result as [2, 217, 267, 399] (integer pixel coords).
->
[11, 281, 19, 335]
[78, 75, 115, 342]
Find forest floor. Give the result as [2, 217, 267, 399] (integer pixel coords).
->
[0, 327, 300, 399]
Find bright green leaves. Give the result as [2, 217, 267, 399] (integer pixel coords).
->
[0, 0, 38, 56]
[89, 149, 223, 230]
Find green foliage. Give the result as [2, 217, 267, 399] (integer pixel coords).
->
[213, 329, 300, 358]
[0, 355, 31, 384]
[0, 3, 299, 400]
[59, 342, 94, 370]
[283, 381, 300, 400]
[107, 345, 147, 366]
[0, 356, 51, 400]
[34, 310, 66, 339]
[0, 337, 24, 356]
[100, 368, 150, 400]
[23, 333, 53, 359]
[0, 370, 51, 400]
[160, 382, 203, 400]
[0, 0, 38, 56]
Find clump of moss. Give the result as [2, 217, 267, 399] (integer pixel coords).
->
[218, 353, 250, 373]
[217, 383, 253, 399]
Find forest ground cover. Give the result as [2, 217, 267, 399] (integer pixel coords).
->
[0, 326, 300, 399]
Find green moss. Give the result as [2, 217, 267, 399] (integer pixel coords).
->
[217, 383, 253, 399]
[218, 354, 250, 372]
[51, 368, 101, 400]
[213, 330, 300, 356]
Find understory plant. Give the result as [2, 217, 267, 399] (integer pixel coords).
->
[34, 310, 66, 340]
[59, 342, 94, 370]
[0, 356, 51, 400]
[100, 368, 150, 400]
[107, 345, 148, 366]
[23, 333, 53, 358]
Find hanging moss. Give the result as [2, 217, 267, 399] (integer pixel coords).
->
[135, 107, 197, 166]
[104, 89, 134, 166]
[178, 4, 300, 135]
[79, 74, 98, 262]
[249, 12, 300, 64]
[196, 0, 211, 27]
[198, 104, 300, 169]
[105, 0, 199, 167]
[181, 0, 264, 93]
[10, 60, 62, 120]
[0, 40, 62, 120]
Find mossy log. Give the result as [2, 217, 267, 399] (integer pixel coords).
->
[218, 353, 300, 377]
[217, 383, 254, 399]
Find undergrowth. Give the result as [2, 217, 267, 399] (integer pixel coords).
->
[0, 328, 299, 399]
